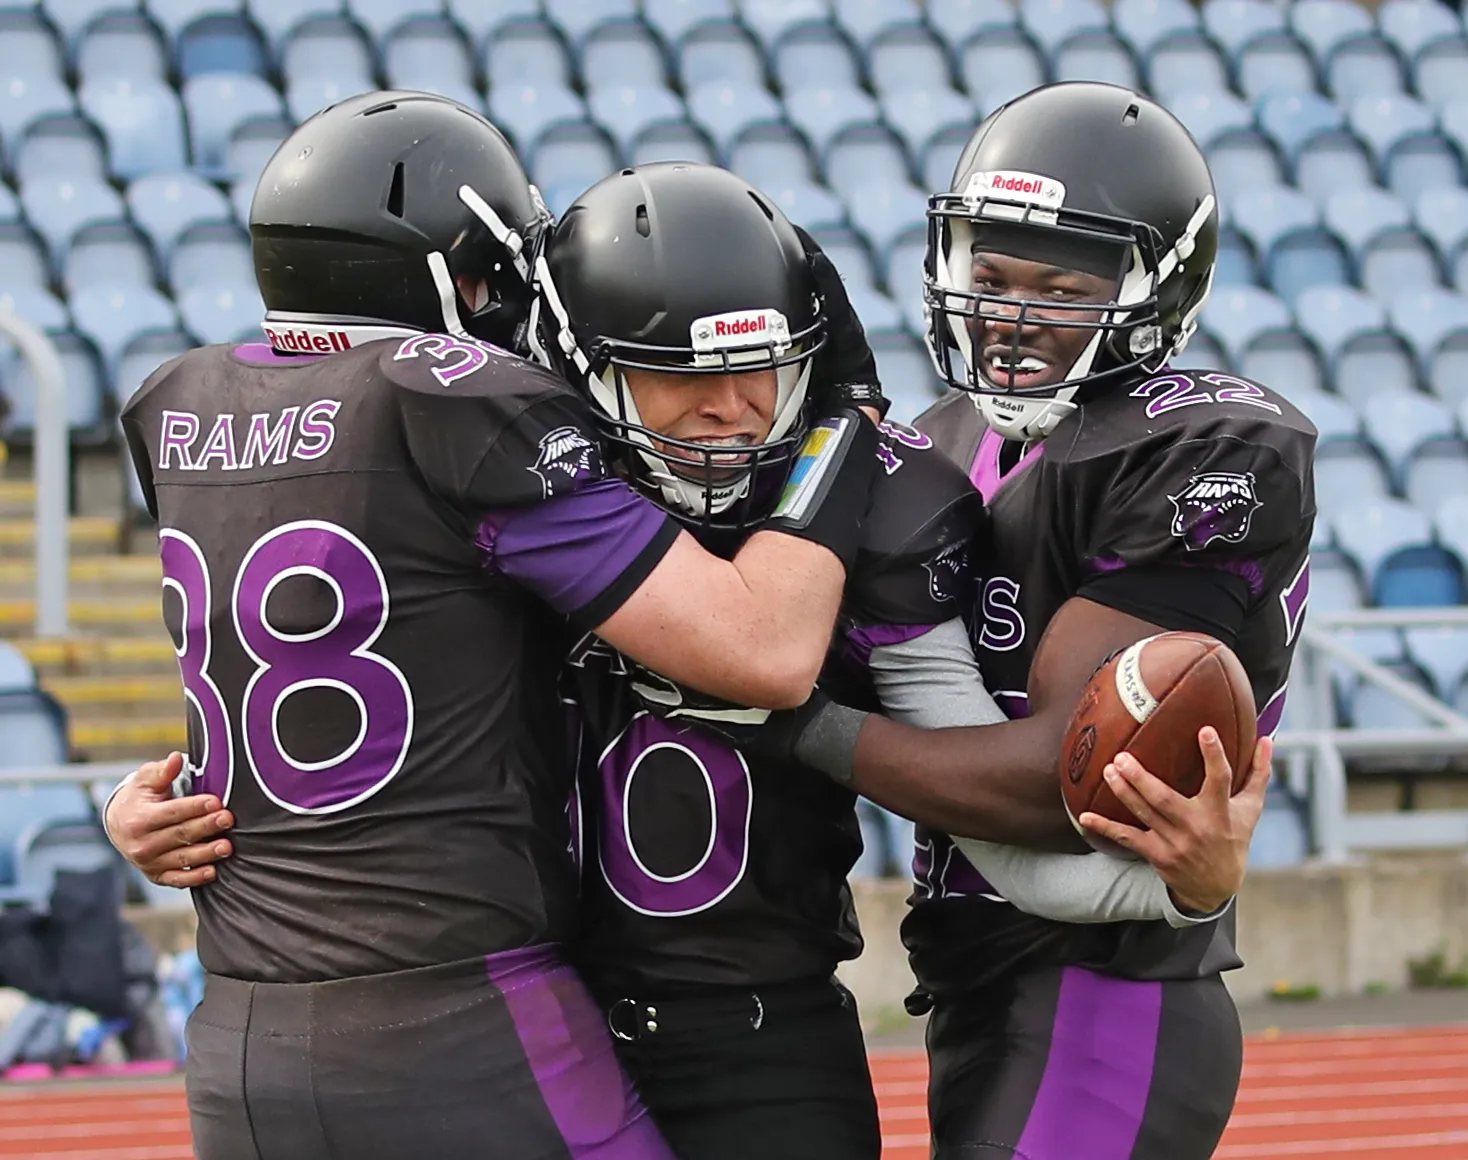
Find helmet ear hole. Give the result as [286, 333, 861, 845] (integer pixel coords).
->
[386, 163, 405, 219]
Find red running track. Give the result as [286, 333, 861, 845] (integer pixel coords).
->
[2, 1026, 1466, 1159]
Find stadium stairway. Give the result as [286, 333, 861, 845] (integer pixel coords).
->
[0, 474, 180, 761]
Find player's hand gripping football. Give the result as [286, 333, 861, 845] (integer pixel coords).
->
[105, 751, 233, 888]
[1078, 729, 1273, 916]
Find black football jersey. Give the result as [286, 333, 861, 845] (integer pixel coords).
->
[568, 422, 984, 995]
[121, 336, 680, 984]
[907, 368, 1317, 994]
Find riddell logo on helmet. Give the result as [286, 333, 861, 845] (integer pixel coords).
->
[964, 170, 1067, 210]
[714, 315, 767, 337]
[263, 326, 353, 353]
[690, 308, 791, 354]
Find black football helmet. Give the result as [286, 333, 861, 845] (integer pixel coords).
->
[534, 162, 826, 527]
[250, 90, 551, 353]
[925, 82, 1219, 441]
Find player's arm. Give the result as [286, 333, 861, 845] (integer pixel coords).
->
[867, 619, 1231, 925]
[394, 350, 880, 710]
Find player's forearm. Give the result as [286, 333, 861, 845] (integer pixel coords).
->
[851, 713, 1089, 851]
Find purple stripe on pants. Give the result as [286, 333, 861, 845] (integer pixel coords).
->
[1014, 967, 1163, 1160]
[484, 945, 677, 1159]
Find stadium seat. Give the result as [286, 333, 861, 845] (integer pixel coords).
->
[1257, 90, 1346, 167]
[1326, 36, 1408, 104]
[957, 31, 1046, 109]
[881, 89, 975, 166]
[1403, 624, 1468, 701]
[0, 11, 64, 86]
[1349, 94, 1459, 198]
[1436, 488, 1468, 562]
[643, 0, 737, 44]
[1294, 283, 1389, 361]
[78, 77, 189, 180]
[1294, 131, 1377, 208]
[0, 644, 35, 693]
[75, 12, 168, 85]
[1201, 0, 1286, 58]
[0, 331, 109, 445]
[529, 121, 619, 198]
[127, 171, 233, 260]
[676, 20, 765, 89]
[11, 820, 118, 913]
[1324, 188, 1442, 300]
[921, 124, 972, 192]
[0, 226, 50, 291]
[1388, 287, 1468, 399]
[148, 0, 245, 40]
[1234, 33, 1318, 104]
[1437, 98, 1468, 173]
[244, 0, 343, 51]
[177, 280, 264, 345]
[0, 286, 70, 334]
[784, 86, 881, 156]
[810, 225, 880, 291]
[686, 82, 784, 155]
[1283, 385, 1361, 445]
[63, 221, 156, 295]
[544, 0, 639, 45]
[286, 75, 378, 125]
[1346, 660, 1439, 727]
[834, 0, 923, 47]
[1412, 35, 1468, 114]
[347, 0, 441, 41]
[1333, 496, 1437, 595]
[867, 25, 953, 94]
[0, 186, 19, 227]
[1291, 0, 1400, 87]
[12, 115, 109, 185]
[1111, 0, 1199, 59]
[1200, 284, 1294, 368]
[844, 281, 905, 333]
[381, 19, 478, 103]
[726, 122, 816, 187]
[174, 14, 269, 80]
[1379, 546, 1465, 606]
[19, 176, 126, 259]
[630, 122, 716, 166]
[483, 19, 574, 90]
[44, 0, 138, 43]
[280, 16, 375, 89]
[1405, 438, 1468, 514]
[0, 77, 76, 163]
[487, 86, 586, 154]
[1166, 90, 1254, 154]
[1238, 329, 1324, 395]
[844, 178, 928, 255]
[738, 0, 832, 49]
[69, 282, 179, 371]
[1306, 549, 1366, 618]
[926, 0, 1018, 47]
[1053, 31, 1140, 88]
[168, 222, 252, 296]
[1171, 329, 1227, 372]
[587, 85, 685, 155]
[1214, 226, 1257, 287]
[580, 20, 669, 91]
[825, 123, 912, 194]
[1231, 186, 1345, 307]
[1377, 0, 1462, 61]
[112, 329, 191, 406]
[1367, 388, 1457, 485]
[883, 223, 925, 305]
[0, 691, 79, 885]
[1017, 0, 1106, 56]
[1415, 187, 1468, 290]
[1314, 444, 1391, 524]
[870, 332, 941, 423]
[182, 74, 284, 181]
[1144, 33, 1232, 105]
[771, 22, 862, 94]
[760, 178, 845, 230]
[445, 0, 540, 49]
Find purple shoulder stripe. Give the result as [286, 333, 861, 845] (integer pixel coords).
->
[841, 622, 939, 670]
[477, 478, 673, 617]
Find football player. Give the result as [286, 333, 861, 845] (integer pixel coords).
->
[535, 162, 987, 1160]
[114, 94, 883, 1160]
[743, 82, 1315, 1160]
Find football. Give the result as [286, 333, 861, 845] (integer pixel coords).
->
[1059, 631, 1257, 853]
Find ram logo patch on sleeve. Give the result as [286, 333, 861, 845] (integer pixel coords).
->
[1168, 471, 1263, 551]
[923, 539, 969, 603]
[530, 425, 604, 498]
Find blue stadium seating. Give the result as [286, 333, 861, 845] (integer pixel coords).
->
[176, 280, 264, 345]
[1145, 32, 1232, 105]
[1388, 286, 1468, 399]
[871, 332, 941, 423]
[127, 171, 234, 257]
[581, 21, 670, 91]
[1314, 444, 1390, 523]
[882, 88, 975, 165]
[926, 0, 1018, 46]
[739, 0, 832, 49]
[1018, 0, 1108, 56]
[784, 85, 881, 155]
[958, 30, 1046, 110]
[182, 74, 285, 180]
[1368, 388, 1458, 485]
[588, 85, 685, 155]
[381, 19, 477, 104]
[1403, 624, 1468, 700]
[76, 13, 170, 86]
[1405, 438, 1468, 514]
[545, 0, 638, 45]
[69, 282, 180, 372]
[1201, 284, 1295, 366]
[0, 285, 70, 335]
[79, 77, 190, 179]
[64, 222, 157, 295]
[0, 331, 110, 443]
[13, 116, 109, 186]
[484, 19, 574, 89]
[1112, 0, 1200, 58]
[174, 14, 269, 80]
[0, 225, 51, 290]
[676, 21, 765, 90]
[867, 26, 953, 95]
[630, 121, 716, 167]
[445, 0, 539, 48]
[836, 0, 924, 47]
[643, 0, 737, 44]
[686, 82, 784, 154]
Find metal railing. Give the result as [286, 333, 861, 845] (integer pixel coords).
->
[1275, 609, 1468, 865]
[0, 310, 68, 637]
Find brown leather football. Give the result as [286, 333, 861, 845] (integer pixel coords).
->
[1059, 631, 1257, 853]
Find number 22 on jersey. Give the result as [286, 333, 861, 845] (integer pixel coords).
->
[161, 520, 415, 814]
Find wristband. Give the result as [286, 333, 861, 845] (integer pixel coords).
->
[764, 409, 880, 572]
[792, 699, 870, 788]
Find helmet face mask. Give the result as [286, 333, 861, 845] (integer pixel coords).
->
[535, 163, 827, 531]
[922, 84, 1220, 443]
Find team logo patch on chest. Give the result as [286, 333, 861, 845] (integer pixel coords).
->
[1168, 471, 1262, 551]
[530, 426, 603, 497]
[923, 540, 968, 603]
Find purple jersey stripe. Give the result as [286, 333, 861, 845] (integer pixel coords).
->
[484, 945, 677, 1159]
[478, 479, 675, 617]
[841, 621, 938, 669]
[969, 427, 1043, 503]
[1014, 967, 1163, 1160]
[1257, 685, 1287, 739]
[232, 343, 326, 366]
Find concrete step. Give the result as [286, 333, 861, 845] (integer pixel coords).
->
[0, 598, 164, 636]
[44, 674, 183, 721]
[0, 479, 36, 519]
[0, 516, 120, 558]
[14, 635, 178, 678]
[70, 716, 186, 762]
[0, 555, 161, 595]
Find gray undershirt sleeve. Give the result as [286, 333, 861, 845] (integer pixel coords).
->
[866, 619, 1229, 928]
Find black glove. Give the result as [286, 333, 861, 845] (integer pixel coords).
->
[763, 407, 880, 574]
